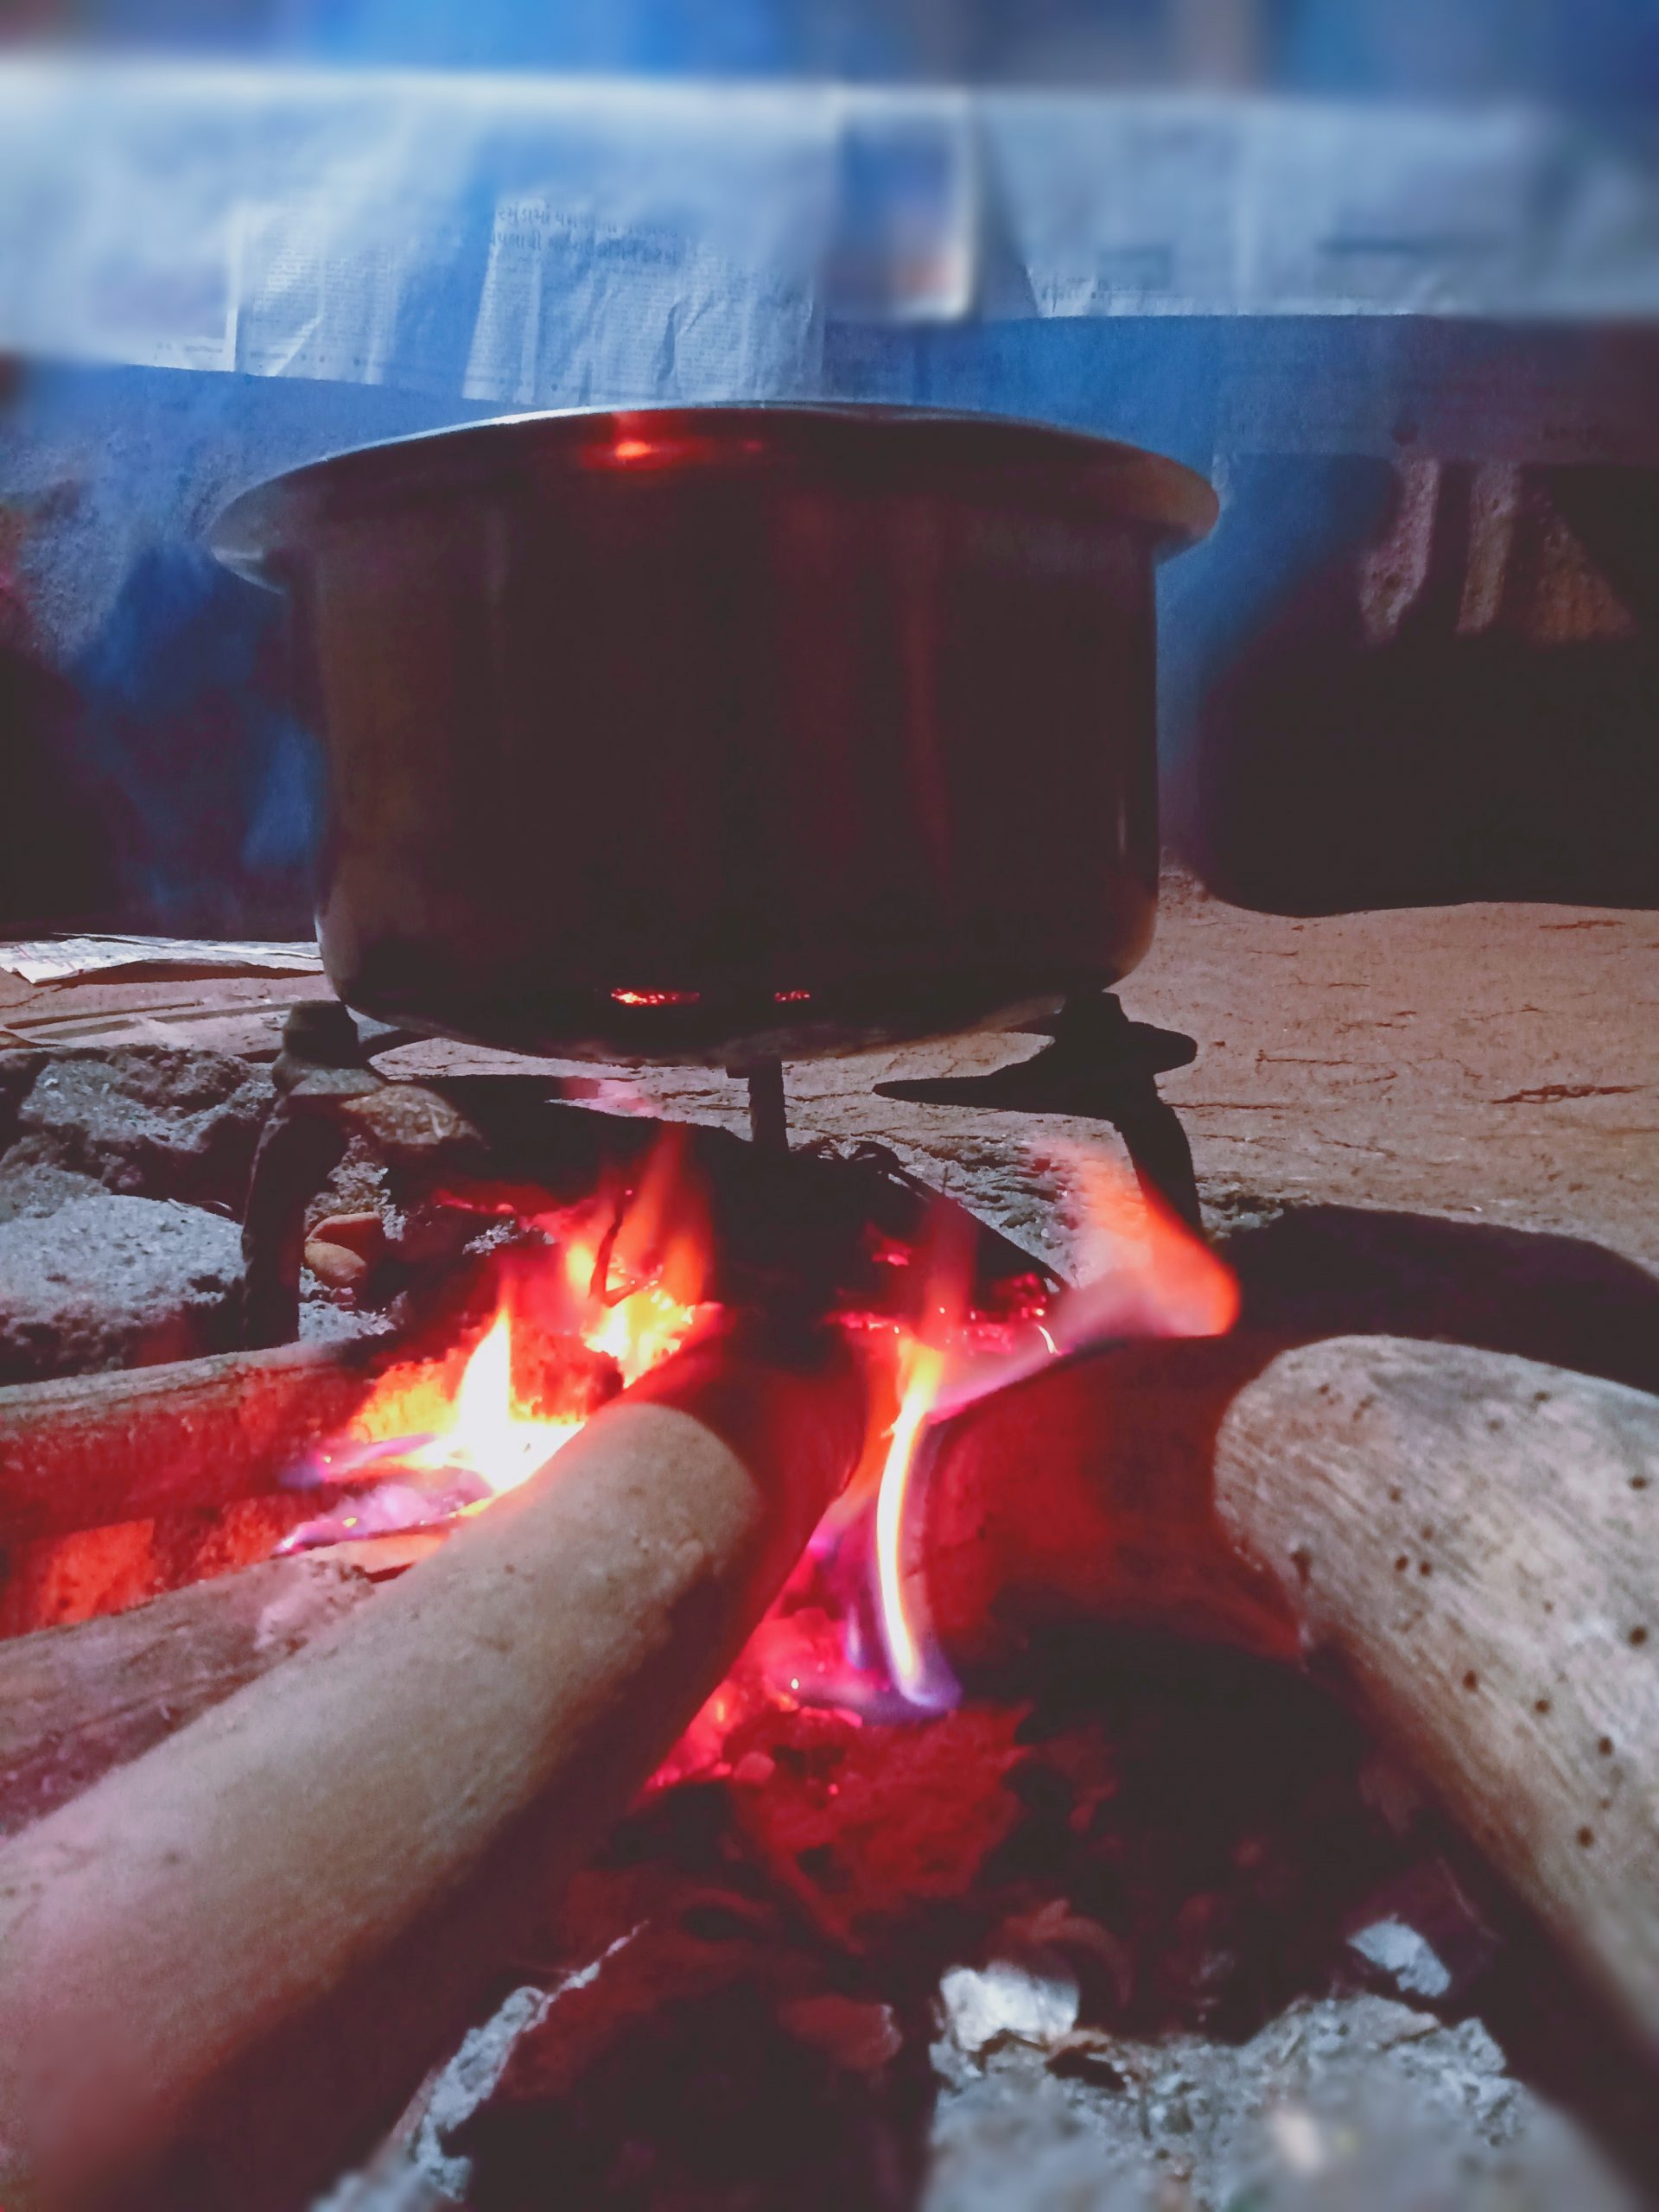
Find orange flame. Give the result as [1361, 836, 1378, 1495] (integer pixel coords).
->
[541, 1124, 711, 1389]
[289, 1128, 1236, 1745]
[294, 1133, 710, 1533]
[393, 1307, 587, 1499]
[1056, 1142, 1238, 1344]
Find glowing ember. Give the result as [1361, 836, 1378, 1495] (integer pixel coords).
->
[609, 988, 701, 1007]
[581, 426, 766, 473]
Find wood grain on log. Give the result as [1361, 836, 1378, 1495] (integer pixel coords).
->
[0, 1340, 390, 1541]
[1217, 1338, 1659, 2056]
[0, 1554, 378, 1838]
[926, 1333, 1659, 2050]
[0, 1323, 866, 2212]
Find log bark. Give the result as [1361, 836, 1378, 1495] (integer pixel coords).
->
[0, 1322, 867, 2212]
[0, 1340, 394, 1541]
[0, 1554, 378, 1839]
[925, 1332, 1659, 2051]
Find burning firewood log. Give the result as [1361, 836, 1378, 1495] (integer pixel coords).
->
[0, 1554, 379, 1839]
[0, 1339, 398, 1541]
[924, 1332, 1659, 2052]
[0, 1319, 868, 2212]
[3, 1319, 1654, 2205]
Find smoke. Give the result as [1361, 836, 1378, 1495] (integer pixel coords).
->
[72, 541, 320, 933]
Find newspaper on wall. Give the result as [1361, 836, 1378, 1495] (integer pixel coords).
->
[1, 61, 1656, 406]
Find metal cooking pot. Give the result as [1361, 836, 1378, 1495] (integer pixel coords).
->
[213, 405, 1216, 1065]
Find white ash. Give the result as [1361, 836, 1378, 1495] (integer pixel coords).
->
[312, 1986, 555, 2212]
[406, 1984, 557, 2203]
[927, 1994, 1635, 2212]
[328, 1939, 644, 2210]
[1347, 1916, 1453, 2001]
[1342, 1861, 1500, 2007]
[312, 2162, 454, 2212]
[940, 1958, 1082, 2058]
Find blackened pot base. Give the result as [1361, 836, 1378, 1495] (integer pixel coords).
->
[327, 953, 1145, 1068]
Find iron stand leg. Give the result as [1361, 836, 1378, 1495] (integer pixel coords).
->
[746, 1058, 789, 1154]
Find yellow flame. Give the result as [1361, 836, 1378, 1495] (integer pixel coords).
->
[557, 1225, 702, 1389]
[401, 1308, 585, 1497]
[588, 1282, 697, 1383]
[342, 1193, 704, 1508]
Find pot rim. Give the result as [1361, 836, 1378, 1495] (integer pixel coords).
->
[211, 402, 1218, 584]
